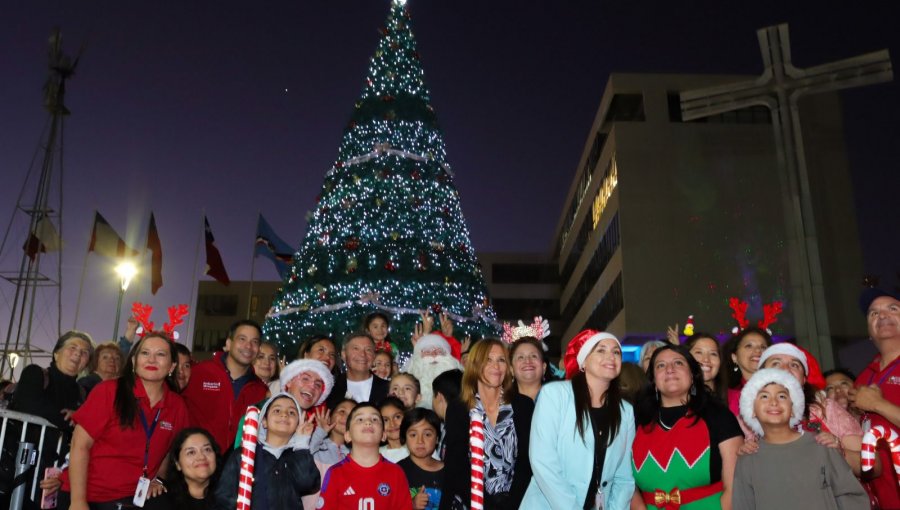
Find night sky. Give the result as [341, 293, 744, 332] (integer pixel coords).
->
[1, 1, 897, 352]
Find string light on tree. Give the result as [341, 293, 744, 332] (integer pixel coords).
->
[263, 0, 498, 353]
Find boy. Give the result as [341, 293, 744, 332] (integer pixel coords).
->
[733, 368, 868, 510]
[215, 392, 320, 510]
[303, 399, 354, 510]
[318, 402, 413, 509]
[398, 408, 444, 510]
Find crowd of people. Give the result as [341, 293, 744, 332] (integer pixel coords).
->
[0, 286, 898, 510]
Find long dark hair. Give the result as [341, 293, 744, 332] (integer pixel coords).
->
[572, 369, 623, 447]
[166, 427, 221, 508]
[114, 333, 178, 428]
[634, 344, 712, 430]
[722, 327, 772, 389]
[684, 333, 727, 403]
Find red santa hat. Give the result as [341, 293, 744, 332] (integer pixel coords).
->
[414, 333, 461, 361]
[279, 359, 334, 406]
[563, 329, 620, 379]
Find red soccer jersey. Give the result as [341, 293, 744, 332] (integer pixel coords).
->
[319, 455, 413, 510]
[857, 354, 900, 508]
[60, 379, 189, 502]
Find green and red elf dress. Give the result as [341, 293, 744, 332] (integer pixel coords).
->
[632, 405, 742, 510]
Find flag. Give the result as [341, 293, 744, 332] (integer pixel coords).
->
[204, 216, 230, 285]
[147, 212, 163, 294]
[23, 215, 62, 260]
[88, 212, 138, 259]
[254, 214, 295, 278]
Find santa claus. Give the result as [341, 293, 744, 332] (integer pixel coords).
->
[404, 333, 461, 409]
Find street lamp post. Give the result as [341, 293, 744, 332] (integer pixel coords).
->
[112, 262, 137, 342]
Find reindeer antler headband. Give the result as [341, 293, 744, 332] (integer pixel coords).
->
[729, 297, 783, 335]
[132, 302, 190, 341]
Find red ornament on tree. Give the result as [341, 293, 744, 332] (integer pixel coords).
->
[381, 94, 395, 102]
[431, 303, 443, 315]
[384, 260, 396, 272]
[411, 169, 421, 180]
[344, 236, 360, 250]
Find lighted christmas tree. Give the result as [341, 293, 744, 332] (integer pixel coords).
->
[264, 0, 498, 353]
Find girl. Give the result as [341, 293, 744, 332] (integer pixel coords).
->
[379, 396, 410, 462]
[399, 408, 444, 510]
[363, 312, 399, 355]
[389, 373, 422, 410]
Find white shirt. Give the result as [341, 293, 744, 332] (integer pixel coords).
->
[346, 376, 374, 402]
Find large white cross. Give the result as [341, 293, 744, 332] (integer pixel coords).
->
[680, 24, 892, 368]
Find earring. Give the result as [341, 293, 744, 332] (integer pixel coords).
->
[690, 384, 697, 396]
[733, 365, 739, 372]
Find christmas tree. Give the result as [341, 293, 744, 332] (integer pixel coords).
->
[264, 0, 498, 353]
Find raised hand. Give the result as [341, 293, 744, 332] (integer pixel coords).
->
[440, 312, 454, 337]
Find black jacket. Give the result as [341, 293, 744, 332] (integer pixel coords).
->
[325, 373, 390, 408]
[439, 393, 534, 510]
[214, 443, 319, 510]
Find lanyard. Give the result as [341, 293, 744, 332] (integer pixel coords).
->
[868, 356, 900, 386]
[138, 407, 162, 478]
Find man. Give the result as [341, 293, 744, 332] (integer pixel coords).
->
[326, 333, 389, 408]
[404, 333, 462, 409]
[181, 319, 268, 452]
[849, 288, 900, 508]
[280, 359, 334, 411]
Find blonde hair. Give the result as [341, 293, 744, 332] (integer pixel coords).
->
[460, 338, 512, 409]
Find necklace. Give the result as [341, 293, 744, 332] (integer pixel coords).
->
[658, 410, 678, 431]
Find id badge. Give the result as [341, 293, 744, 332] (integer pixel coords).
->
[133, 476, 151, 507]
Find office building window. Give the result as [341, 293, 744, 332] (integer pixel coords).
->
[605, 94, 645, 122]
[198, 295, 238, 316]
[668, 92, 771, 124]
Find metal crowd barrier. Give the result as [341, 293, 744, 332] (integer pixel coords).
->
[0, 409, 63, 510]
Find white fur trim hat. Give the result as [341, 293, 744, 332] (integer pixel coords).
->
[279, 359, 334, 406]
[740, 368, 805, 437]
[757, 343, 808, 375]
[414, 334, 451, 356]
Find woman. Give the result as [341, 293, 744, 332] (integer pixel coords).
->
[297, 335, 338, 376]
[509, 337, 550, 401]
[12, 330, 93, 432]
[58, 332, 190, 510]
[686, 333, 726, 403]
[372, 349, 393, 380]
[160, 428, 219, 509]
[254, 341, 281, 394]
[363, 312, 398, 355]
[757, 344, 864, 474]
[639, 340, 666, 373]
[632, 345, 743, 510]
[722, 327, 772, 416]
[78, 341, 123, 396]
[441, 339, 533, 510]
[521, 330, 635, 509]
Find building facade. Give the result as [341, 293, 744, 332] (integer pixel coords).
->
[554, 73, 865, 359]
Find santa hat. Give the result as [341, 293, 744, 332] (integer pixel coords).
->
[740, 368, 805, 436]
[414, 334, 452, 357]
[279, 359, 334, 406]
[563, 330, 620, 379]
[757, 343, 809, 375]
[793, 344, 826, 391]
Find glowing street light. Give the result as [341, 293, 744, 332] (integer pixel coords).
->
[112, 261, 137, 341]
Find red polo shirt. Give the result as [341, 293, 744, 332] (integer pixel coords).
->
[857, 354, 900, 508]
[60, 378, 189, 502]
[180, 351, 268, 452]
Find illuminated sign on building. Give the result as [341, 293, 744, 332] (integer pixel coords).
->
[591, 158, 618, 230]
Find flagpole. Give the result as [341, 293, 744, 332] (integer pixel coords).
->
[185, 212, 203, 350]
[72, 210, 95, 329]
[246, 211, 260, 319]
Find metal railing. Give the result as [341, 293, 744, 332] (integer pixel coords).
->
[0, 409, 64, 510]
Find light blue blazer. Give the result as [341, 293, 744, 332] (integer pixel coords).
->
[520, 380, 635, 510]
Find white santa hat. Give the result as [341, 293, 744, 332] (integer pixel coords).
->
[279, 359, 334, 406]
[414, 334, 451, 356]
[757, 343, 808, 375]
[739, 368, 805, 437]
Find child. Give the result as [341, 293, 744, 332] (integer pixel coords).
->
[398, 408, 444, 510]
[372, 350, 393, 380]
[302, 399, 354, 510]
[378, 396, 410, 462]
[317, 402, 414, 509]
[215, 392, 320, 510]
[389, 373, 422, 410]
[733, 368, 868, 510]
